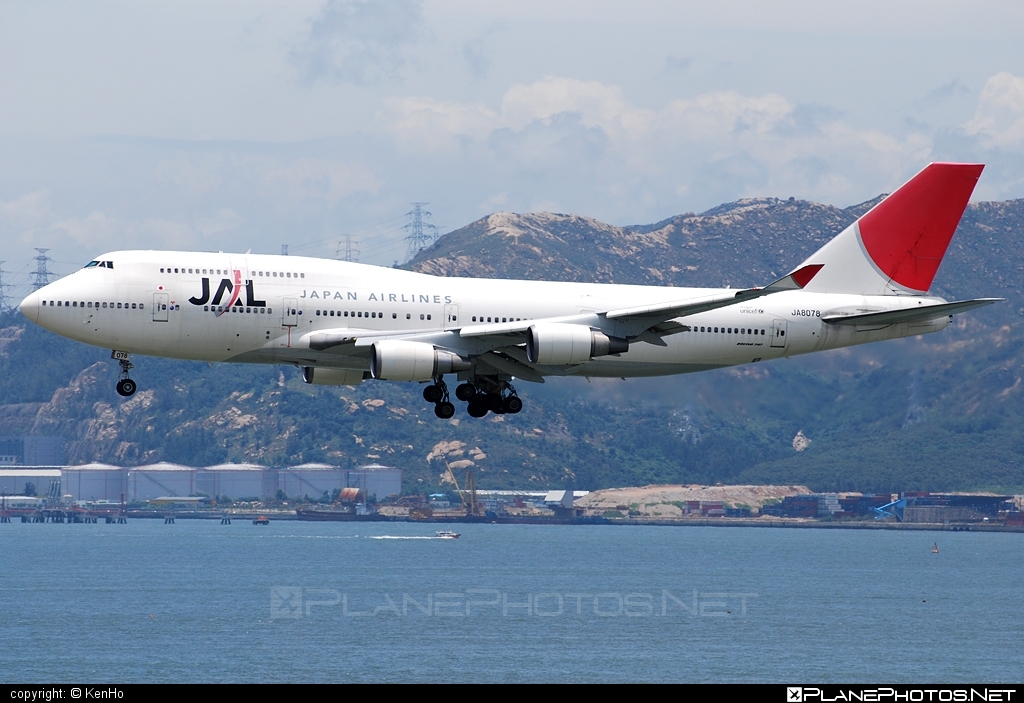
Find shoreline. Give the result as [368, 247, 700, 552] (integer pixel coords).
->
[99, 510, 1024, 533]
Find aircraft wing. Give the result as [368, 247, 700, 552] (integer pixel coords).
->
[459, 264, 825, 342]
[822, 298, 1002, 326]
[605, 265, 821, 322]
[307, 265, 825, 373]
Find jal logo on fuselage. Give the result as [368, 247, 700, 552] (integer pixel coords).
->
[188, 271, 266, 315]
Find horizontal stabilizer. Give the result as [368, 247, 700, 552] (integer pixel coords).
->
[822, 298, 1002, 326]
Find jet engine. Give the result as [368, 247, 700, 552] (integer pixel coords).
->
[370, 340, 471, 381]
[526, 323, 628, 365]
[301, 367, 366, 386]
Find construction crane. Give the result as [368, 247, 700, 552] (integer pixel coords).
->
[442, 455, 480, 517]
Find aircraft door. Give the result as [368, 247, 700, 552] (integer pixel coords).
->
[152, 293, 169, 322]
[444, 304, 460, 329]
[282, 298, 298, 327]
[770, 319, 788, 349]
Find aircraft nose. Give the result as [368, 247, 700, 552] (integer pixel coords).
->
[19, 291, 40, 323]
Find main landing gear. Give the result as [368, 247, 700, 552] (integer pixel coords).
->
[423, 377, 524, 419]
[112, 351, 137, 397]
[460, 379, 522, 418]
[423, 378, 456, 419]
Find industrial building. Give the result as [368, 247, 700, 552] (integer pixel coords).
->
[0, 468, 61, 497]
[0, 436, 65, 466]
[902, 493, 1014, 524]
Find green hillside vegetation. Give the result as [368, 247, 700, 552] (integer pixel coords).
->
[1, 195, 1022, 494]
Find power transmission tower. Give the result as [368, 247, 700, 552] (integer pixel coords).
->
[402, 203, 439, 263]
[336, 235, 360, 262]
[31, 249, 53, 290]
[0, 261, 8, 314]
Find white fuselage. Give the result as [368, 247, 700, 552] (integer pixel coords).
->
[19, 251, 950, 379]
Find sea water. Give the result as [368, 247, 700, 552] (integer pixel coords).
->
[1, 520, 1020, 682]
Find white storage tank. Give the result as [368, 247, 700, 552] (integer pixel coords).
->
[278, 463, 346, 500]
[128, 463, 196, 501]
[62, 463, 127, 501]
[196, 463, 267, 501]
[348, 464, 402, 500]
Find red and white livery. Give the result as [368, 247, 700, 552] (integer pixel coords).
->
[19, 163, 1000, 418]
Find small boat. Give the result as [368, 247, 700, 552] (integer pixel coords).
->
[253, 516, 270, 525]
[931, 542, 939, 553]
[435, 530, 460, 539]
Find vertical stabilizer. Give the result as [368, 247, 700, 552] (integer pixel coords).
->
[795, 163, 984, 295]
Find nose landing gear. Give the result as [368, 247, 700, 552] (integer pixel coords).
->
[112, 351, 137, 397]
[116, 378, 137, 397]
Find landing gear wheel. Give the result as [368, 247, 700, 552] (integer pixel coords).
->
[423, 384, 444, 403]
[467, 400, 488, 418]
[434, 401, 456, 419]
[114, 353, 137, 397]
[487, 393, 505, 413]
[455, 383, 476, 402]
[503, 396, 523, 414]
[116, 379, 137, 397]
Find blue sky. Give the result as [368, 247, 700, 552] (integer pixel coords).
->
[2, 1, 1023, 294]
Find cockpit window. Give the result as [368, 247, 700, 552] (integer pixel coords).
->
[84, 261, 100, 268]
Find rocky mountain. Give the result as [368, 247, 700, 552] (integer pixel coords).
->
[2, 194, 1023, 494]
[409, 197, 1022, 305]
[409, 197, 873, 288]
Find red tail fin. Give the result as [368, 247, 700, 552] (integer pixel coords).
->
[858, 163, 983, 293]
[797, 163, 983, 295]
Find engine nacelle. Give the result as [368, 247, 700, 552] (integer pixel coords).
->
[526, 324, 629, 365]
[370, 340, 471, 381]
[301, 367, 366, 386]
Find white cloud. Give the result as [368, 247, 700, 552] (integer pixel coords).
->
[0, 189, 53, 232]
[52, 211, 121, 249]
[385, 96, 497, 150]
[382, 77, 935, 212]
[963, 72, 1024, 150]
[290, 0, 425, 84]
[500, 76, 637, 133]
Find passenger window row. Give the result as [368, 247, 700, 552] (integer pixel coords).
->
[160, 267, 304, 279]
[472, 316, 524, 323]
[42, 300, 142, 310]
[693, 326, 765, 335]
[203, 306, 272, 314]
[314, 310, 432, 321]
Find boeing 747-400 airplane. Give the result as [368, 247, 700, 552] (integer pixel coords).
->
[19, 163, 1000, 418]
